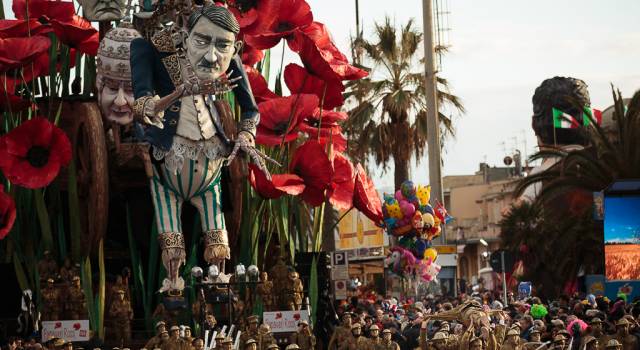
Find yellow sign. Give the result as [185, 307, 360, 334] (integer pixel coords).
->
[336, 210, 385, 250]
[435, 245, 457, 254]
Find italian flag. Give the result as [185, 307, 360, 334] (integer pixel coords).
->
[583, 107, 602, 126]
[552, 108, 580, 129]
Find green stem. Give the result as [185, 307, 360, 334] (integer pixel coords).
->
[34, 189, 53, 251]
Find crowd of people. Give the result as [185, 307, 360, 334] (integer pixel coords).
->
[2, 290, 640, 350]
[326, 291, 640, 350]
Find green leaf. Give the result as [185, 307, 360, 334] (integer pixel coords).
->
[67, 159, 82, 262]
[13, 252, 29, 291]
[34, 189, 53, 251]
[97, 239, 106, 339]
[309, 256, 318, 325]
[262, 49, 271, 83]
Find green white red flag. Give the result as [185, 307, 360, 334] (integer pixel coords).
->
[583, 107, 602, 126]
[552, 108, 580, 129]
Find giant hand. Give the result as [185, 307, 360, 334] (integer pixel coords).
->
[226, 131, 280, 179]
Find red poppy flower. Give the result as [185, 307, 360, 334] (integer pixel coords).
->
[0, 92, 32, 113]
[230, 0, 279, 36]
[0, 117, 72, 189]
[248, 163, 305, 199]
[0, 19, 53, 38]
[256, 94, 318, 146]
[284, 63, 344, 110]
[353, 163, 383, 225]
[294, 29, 368, 82]
[0, 36, 50, 72]
[243, 0, 313, 50]
[327, 153, 355, 210]
[241, 42, 264, 66]
[245, 66, 278, 103]
[0, 185, 16, 240]
[287, 21, 332, 52]
[13, 0, 75, 22]
[50, 16, 99, 56]
[315, 131, 347, 153]
[290, 139, 333, 206]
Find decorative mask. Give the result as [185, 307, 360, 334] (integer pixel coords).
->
[80, 0, 125, 21]
[96, 26, 141, 125]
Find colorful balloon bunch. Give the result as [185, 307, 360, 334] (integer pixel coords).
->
[382, 181, 452, 261]
[384, 246, 440, 282]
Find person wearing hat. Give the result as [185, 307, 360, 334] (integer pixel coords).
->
[240, 315, 261, 349]
[266, 344, 280, 350]
[288, 320, 315, 350]
[41, 277, 61, 321]
[181, 325, 193, 344]
[219, 337, 234, 350]
[469, 336, 485, 350]
[244, 339, 257, 350]
[365, 324, 382, 350]
[145, 321, 168, 349]
[192, 338, 204, 350]
[613, 318, 638, 350]
[167, 325, 190, 350]
[587, 318, 609, 350]
[605, 339, 622, 350]
[551, 335, 566, 350]
[213, 333, 225, 350]
[429, 332, 449, 350]
[376, 329, 400, 350]
[347, 323, 368, 349]
[284, 345, 300, 350]
[501, 328, 523, 350]
[581, 336, 599, 350]
[328, 313, 354, 350]
[108, 289, 134, 347]
[523, 329, 546, 350]
[66, 275, 87, 320]
[258, 323, 276, 350]
[63, 340, 74, 350]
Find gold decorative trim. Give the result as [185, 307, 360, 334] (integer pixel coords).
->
[133, 96, 153, 118]
[151, 29, 176, 53]
[158, 232, 185, 250]
[239, 118, 258, 137]
[204, 229, 229, 246]
[161, 54, 183, 87]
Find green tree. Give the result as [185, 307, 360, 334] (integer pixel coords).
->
[345, 17, 464, 188]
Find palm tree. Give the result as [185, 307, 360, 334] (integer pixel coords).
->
[344, 17, 464, 188]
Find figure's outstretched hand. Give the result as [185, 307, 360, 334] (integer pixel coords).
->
[141, 95, 165, 129]
[183, 72, 241, 96]
[226, 131, 281, 179]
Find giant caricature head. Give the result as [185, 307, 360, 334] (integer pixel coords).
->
[531, 76, 591, 147]
[185, 5, 242, 81]
[80, 0, 125, 21]
[96, 26, 141, 125]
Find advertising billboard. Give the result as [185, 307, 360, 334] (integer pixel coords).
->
[335, 210, 386, 250]
[604, 195, 640, 281]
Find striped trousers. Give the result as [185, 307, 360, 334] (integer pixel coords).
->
[150, 153, 226, 235]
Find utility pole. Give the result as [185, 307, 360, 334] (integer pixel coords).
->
[422, 0, 444, 244]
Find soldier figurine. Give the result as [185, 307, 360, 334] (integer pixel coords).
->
[256, 272, 275, 311]
[582, 336, 599, 350]
[59, 257, 75, 283]
[348, 323, 368, 349]
[269, 255, 290, 308]
[164, 325, 190, 350]
[38, 251, 59, 282]
[377, 329, 400, 350]
[614, 318, 638, 350]
[183, 326, 194, 344]
[219, 337, 234, 350]
[192, 338, 204, 350]
[244, 339, 257, 350]
[289, 321, 316, 350]
[67, 276, 88, 320]
[240, 316, 260, 349]
[366, 325, 383, 350]
[284, 271, 304, 311]
[501, 328, 523, 350]
[213, 334, 225, 350]
[109, 290, 134, 346]
[257, 324, 276, 350]
[146, 321, 168, 350]
[328, 313, 354, 350]
[41, 278, 61, 321]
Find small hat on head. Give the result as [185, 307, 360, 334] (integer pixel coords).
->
[507, 329, 520, 336]
[221, 337, 233, 344]
[616, 318, 630, 326]
[298, 320, 309, 327]
[382, 329, 391, 334]
[432, 332, 448, 341]
[244, 339, 256, 345]
[590, 317, 602, 324]
[351, 323, 361, 329]
[247, 315, 260, 323]
[369, 325, 380, 331]
[606, 339, 622, 349]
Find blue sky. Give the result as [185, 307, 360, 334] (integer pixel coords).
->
[604, 196, 640, 244]
[5, 0, 640, 190]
